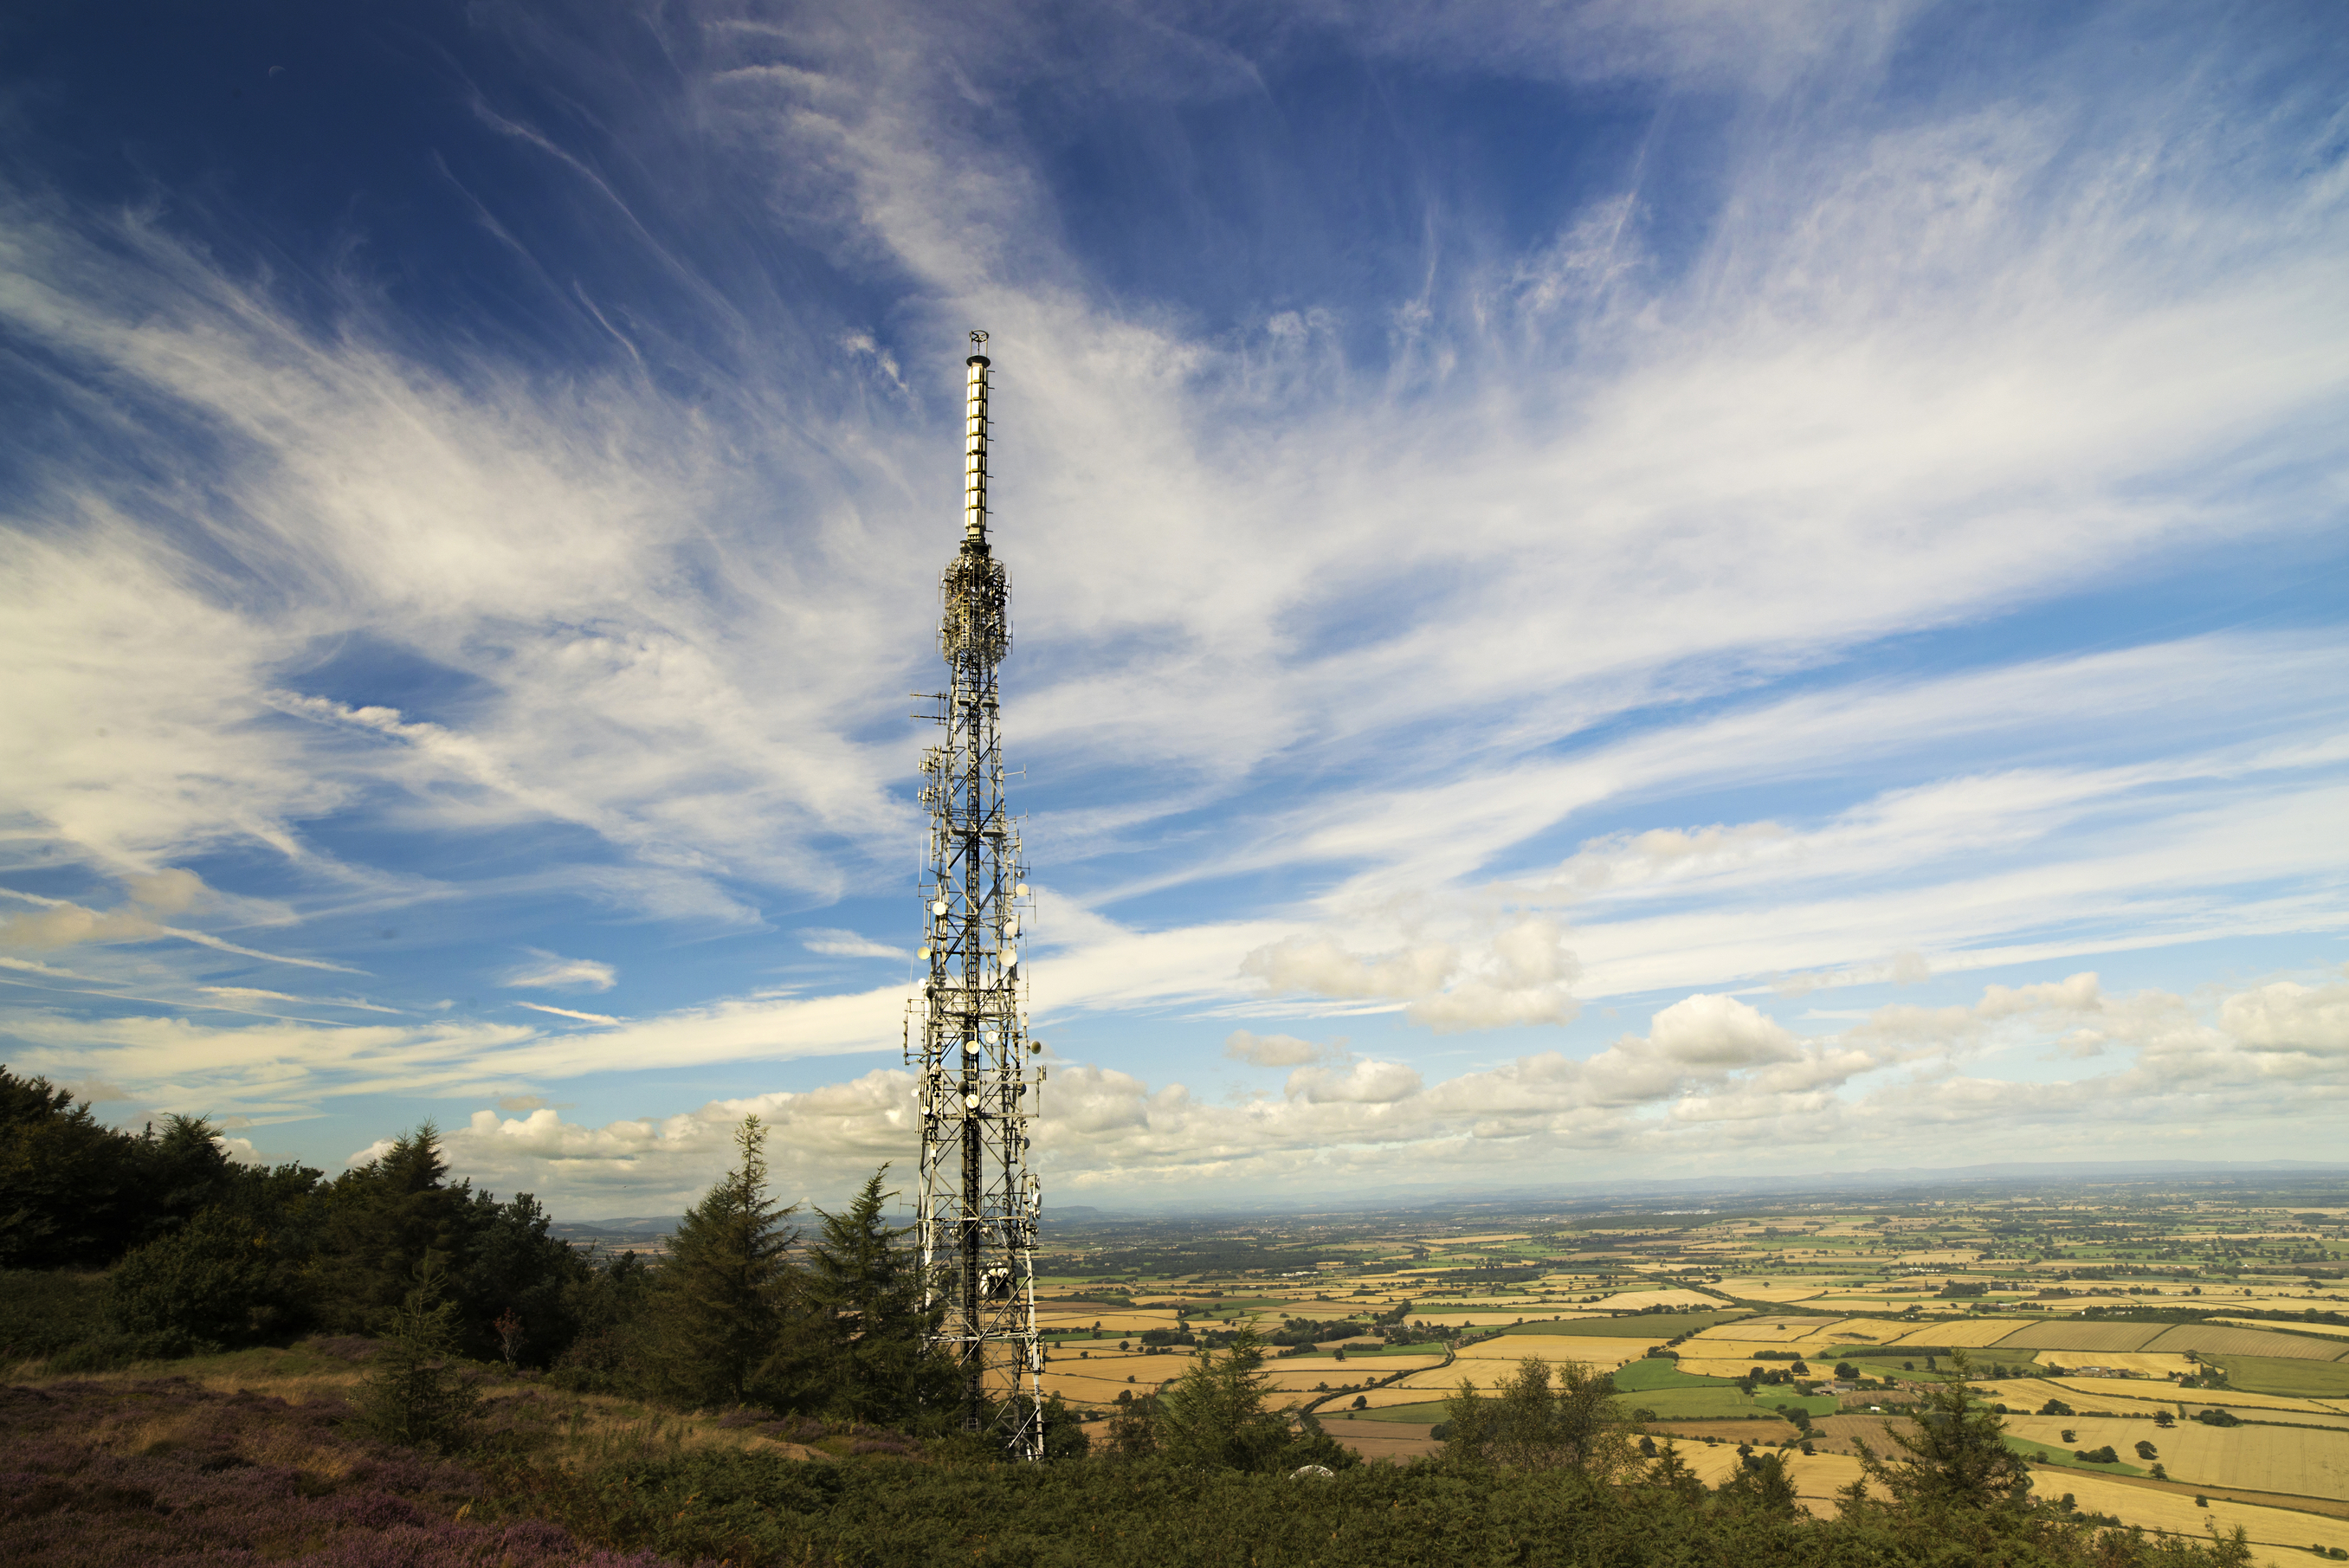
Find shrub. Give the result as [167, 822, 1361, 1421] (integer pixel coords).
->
[107, 1205, 296, 1349]
[352, 1255, 481, 1450]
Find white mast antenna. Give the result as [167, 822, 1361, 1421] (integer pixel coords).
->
[908, 330, 1047, 1458]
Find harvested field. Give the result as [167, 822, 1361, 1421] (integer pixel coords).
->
[2050, 1472, 2349, 1568]
[1450, 1335, 1657, 1370]
[1647, 1417, 1803, 1443]
[2146, 1325, 2349, 1361]
[1586, 1288, 1722, 1312]
[2005, 1415, 2349, 1500]
[1811, 1413, 1917, 1456]
[2219, 1317, 2349, 1341]
[1882, 1319, 2035, 1347]
[2036, 1352, 2196, 1378]
[1994, 1320, 2169, 1352]
[2049, 1378, 2345, 1418]
[1317, 1416, 1440, 1463]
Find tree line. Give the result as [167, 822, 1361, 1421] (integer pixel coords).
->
[0, 1068, 1022, 1442]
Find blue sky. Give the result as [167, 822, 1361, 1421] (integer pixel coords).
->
[3, 0, 2345, 1216]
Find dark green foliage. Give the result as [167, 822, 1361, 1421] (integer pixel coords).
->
[106, 1203, 298, 1349]
[1151, 1320, 1355, 1473]
[352, 1254, 482, 1450]
[0, 1069, 252, 1268]
[805, 1166, 953, 1425]
[1855, 1352, 2036, 1513]
[642, 1115, 804, 1408]
[1719, 1449, 1800, 1516]
[1443, 1356, 1637, 1477]
[477, 1442, 2255, 1568]
[0, 1268, 110, 1360]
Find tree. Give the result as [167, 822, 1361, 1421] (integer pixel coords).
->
[0, 1074, 242, 1268]
[352, 1254, 481, 1450]
[106, 1203, 296, 1350]
[308, 1125, 480, 1335]
[1155, 1321, 1351, 1472]
[1443, 1358, 1636, 1480]
[1718, 1450, 1800, 1517]
[1854, 1351, 2033, 1513]
[645, 1115, 803, 1409]
[803, 1165, 951, 1424]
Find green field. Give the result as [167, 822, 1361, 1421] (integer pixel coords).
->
[2206, 1352, 2349, 1398]
[1350, 1400, 1452, 1423]
[2004, 1436, 2147, 1476]
[1613, 1357, 1733, 1392]
[1628, 1387, 1839, 1420]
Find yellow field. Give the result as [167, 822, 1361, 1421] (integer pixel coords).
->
[1996, 1321, 2170, 1353]
[2145, 1325, 2349, 1362]
[1715, 1279, 1827, 1301]
[1879, 1319, 2036, 1347]
[2219, 1318, 2349, 1341]
[2050, 1473, 2349, 1568]
[2049, 1378, 2346, 1419]
[1588, 1288, 1723, 1312]
[2035, 1352, 2196, 1378]
[1451, 1335, 1660, 1368]
[2004, 1416, 2349, 1499]
[1257, 1354, 1446, 1391]
[1034, 1307, 1182, 1333]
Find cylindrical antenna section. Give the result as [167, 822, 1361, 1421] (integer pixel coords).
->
[964, 344, 991, 543]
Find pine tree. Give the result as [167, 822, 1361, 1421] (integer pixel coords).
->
[804, 1165, 949, 1424]
[647, 1115, 800, 1408]
[353, 1253, 481, 1449]
[1855, 1350, 2034, 1512]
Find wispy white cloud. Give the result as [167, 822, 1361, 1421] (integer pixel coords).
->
[500, 951, 618, 992]
[512, 1001, 623, 1026]
[798, 927, 908, 960]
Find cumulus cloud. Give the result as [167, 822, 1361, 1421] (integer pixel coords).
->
[369, 967, 2349, 1211]
[502, 951, 618, 991]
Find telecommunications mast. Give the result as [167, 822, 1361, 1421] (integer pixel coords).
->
[907, 330, 1047, 1458]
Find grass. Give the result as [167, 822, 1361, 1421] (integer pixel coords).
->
[1611, 1358, 1734, 1393]
[1346, 1399, 1452, 1423]
[2207, 1354, 2349, 1399]
[2004, 1436, 2149, 1477]
[1630, 1388, 1840, 1420]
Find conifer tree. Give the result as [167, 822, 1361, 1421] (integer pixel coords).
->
[1853, 1351, 2034, 1512]
[649, 1114, 801, 1408]
[805, 1165, 949, 1423]
[353, 1253, 481, 1450]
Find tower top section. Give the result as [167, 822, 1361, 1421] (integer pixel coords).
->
[962, 331, 991, 548]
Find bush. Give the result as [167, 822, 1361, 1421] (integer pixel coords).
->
[107, 1205, 297, 1348]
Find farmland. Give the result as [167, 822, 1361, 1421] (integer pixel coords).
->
[1014, 1176, 2348, 1565]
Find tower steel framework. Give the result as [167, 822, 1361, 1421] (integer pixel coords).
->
[907, 331, 1047, 1458]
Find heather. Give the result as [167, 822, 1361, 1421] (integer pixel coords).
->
[0, 1375, 672, 1566]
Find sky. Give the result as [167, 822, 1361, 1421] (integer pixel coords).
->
[3, 0, 2346, 1218]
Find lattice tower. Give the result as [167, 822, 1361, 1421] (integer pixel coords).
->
[906, 331, 1046, 1458]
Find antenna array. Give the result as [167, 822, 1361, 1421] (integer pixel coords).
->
[907, 331, 1047, 1458]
